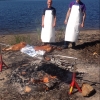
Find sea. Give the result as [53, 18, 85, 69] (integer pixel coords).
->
[0, 0, 99, 34]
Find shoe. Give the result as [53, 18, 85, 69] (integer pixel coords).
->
[72, 42, 76, 49]
[63, 41, 69, 49]
[72, 46, 76, 49]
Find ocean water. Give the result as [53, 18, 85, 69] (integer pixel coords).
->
[0, 0, 99, 34]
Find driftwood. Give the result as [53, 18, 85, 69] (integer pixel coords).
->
[53, 55, 78, 59]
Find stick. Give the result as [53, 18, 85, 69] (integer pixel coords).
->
[53, 55, 78, 59]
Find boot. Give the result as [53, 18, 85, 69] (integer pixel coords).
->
[63, 41, 69, 49]
[72, 42, 76, 49]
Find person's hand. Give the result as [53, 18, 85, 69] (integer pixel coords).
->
[42, 23, 44, 27]
[53, 23, 56, 27]
[64, 20, 68, 25]
[80, 23, 84, 28]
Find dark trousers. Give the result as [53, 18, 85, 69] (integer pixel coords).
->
[64, 41, 75, 48]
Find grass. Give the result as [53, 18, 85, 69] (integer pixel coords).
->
[36, 28, 41, 41]
[9, 28, 41, 45]
[10, 35, 32, 45]
[56, 27, 65, 41]
[7, 27, 65, 45]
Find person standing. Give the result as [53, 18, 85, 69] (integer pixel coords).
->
[63, 0, 86, 49]
[41, 0, 56, 45]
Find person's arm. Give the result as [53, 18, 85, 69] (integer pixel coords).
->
[53, 15, 56, 27]
[42, 15, 45, 27]
[53, 8, 56, 27]
[64, 8, 71, 24]
[81, 11, 86, 27]
[42, 9, 45, 27]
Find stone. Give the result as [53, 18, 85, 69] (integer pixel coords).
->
[24, 86, 31, 93]
[81, 83, 95, 97]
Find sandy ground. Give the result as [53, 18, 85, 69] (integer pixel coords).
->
[0, 29, 100, 100]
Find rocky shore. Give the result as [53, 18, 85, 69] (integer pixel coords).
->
[0, 29, 100, 100]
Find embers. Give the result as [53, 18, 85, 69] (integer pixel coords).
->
[9, 62, 73, 94]
[9, 64, 60, 93]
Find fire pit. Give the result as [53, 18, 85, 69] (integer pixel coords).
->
[9, 58, 74, 94]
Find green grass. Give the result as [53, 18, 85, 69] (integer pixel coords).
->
[36, 28, 41, 40]
[56, 27, 65, 41]
[11, 35, 32, 45]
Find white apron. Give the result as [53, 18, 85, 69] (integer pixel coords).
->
[65, 5, 82, 42]
[41, 10, 55, 42]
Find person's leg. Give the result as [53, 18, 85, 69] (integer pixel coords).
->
[72, 42, 76, 49]
[63, 41, 69, 49]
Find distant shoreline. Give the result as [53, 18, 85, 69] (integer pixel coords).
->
[0, 29, 100, 35]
